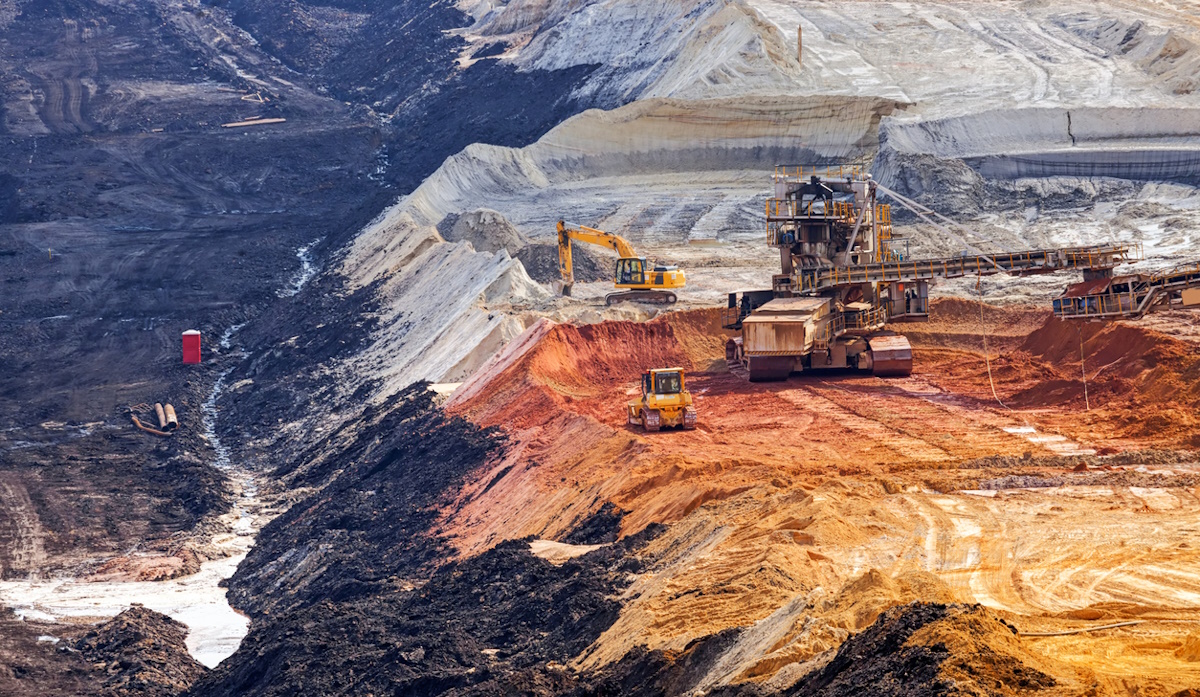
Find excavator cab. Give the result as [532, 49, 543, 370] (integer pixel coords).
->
[616, 258, 647, 285]
[628, 368, 697, 432]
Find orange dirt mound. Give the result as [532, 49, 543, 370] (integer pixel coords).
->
[442, 311, 748, 555]
[1018, 315, 1200, 441]
[912, 302, 1200, 447]
[903, 299, 1049, 353]
[448, 314, 697, 430]
[662, 307, 739, 372]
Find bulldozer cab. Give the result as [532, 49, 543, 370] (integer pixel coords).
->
[643, 369, 684, 396]
[630, 368, 696, 431]
[616, 257, 648, 285]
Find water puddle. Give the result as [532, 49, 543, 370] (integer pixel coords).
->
[1002, 425, 1095, 456]
[0, 554, 248, 668]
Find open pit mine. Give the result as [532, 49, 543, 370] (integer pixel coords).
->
[2, 0, 1200, 695]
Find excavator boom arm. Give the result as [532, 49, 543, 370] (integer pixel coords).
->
[557, 220, 638, 289]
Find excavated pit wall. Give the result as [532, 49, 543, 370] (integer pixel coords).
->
[390, 95, 905, 231]
[876, 107, 1200, 187]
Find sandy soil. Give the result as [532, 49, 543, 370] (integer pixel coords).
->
[444, 300, 1200, 693]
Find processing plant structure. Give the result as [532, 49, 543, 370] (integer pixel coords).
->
[723, 166, 1199, 382]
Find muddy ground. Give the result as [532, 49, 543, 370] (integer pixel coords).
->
[0, 0, 607, 685]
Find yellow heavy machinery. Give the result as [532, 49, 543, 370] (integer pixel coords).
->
[557, 220, 686, 305]
[627, 368, 698, 432]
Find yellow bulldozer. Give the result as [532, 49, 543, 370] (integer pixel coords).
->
[627, 368, 698, 432]
[557, 220, 686, 305]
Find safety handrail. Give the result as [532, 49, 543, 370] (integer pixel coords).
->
[1053, 288, 1156, 319]
[844, 305, 889, 330]
[1153, 261, 1200, 285]
[773, 164, 868, 182]
[766, 198, 860, 220]
[794, 245, 1138, 292]
[812, 315, 846, 345]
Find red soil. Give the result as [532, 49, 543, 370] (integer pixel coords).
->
[911, 300, 1200, 447]
[439, 302, 1200, 691]
[445, 302, 1200, 560]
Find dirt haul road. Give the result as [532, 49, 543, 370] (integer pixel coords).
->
[443, 301, 1200, 694]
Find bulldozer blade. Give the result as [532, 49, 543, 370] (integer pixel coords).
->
[869, 334, 913, 377]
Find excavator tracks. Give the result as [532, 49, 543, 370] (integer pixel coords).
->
[606, 290, 677, 306]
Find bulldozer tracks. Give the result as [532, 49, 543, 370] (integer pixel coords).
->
[0, 478, 47, 578]
[28, 21, 96, 134]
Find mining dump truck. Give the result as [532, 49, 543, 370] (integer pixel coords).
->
[628, 368, 697, 432]
[558, 220, 686, 305]
[724, 165, 1144, 381]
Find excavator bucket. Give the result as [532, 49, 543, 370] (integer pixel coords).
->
[868, 334, 913, 377]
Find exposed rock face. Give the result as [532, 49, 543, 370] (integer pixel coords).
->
[393, 95, 905, 232]
[516, 242, 611, 285]
[875, 107, 1200, 196]
[441, 209, 530, 256]
[74, 606, 207, 697]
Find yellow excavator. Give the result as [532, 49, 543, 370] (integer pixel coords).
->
[627, 368, 698, 432]
[557, 220, 686, 305]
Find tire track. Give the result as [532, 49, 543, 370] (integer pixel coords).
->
[897, 487, 1200, 619]
[28, 21, 96, 134]
[0, 478, 47, 578]
[775, 385, 954, 463]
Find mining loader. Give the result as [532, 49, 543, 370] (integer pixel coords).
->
[558, 220, 686, 305]
[723, 165, 1162, 381]
[628, 368, 697, 432]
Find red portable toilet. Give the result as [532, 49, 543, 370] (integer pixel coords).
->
[182, 330, 202, 364]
